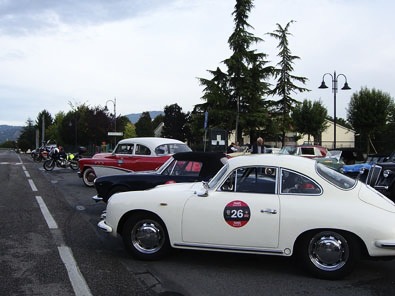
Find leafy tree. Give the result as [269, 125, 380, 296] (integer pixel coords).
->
[17, 119, 36, 151]
[46, 112, 66, 144]
[347, 87, 393, 154]
[152, 114, 164, 133]
[162, 103, 188, 141]
[292, 99, 328, 144]
[196, 0, 272, 143]
[135, 112, 154, 137]
[336, 117, 353, 130]
[35, 110, 53, 143]
[0, 140, 17, 149]
[267, 21, 309, 146]
[124, 122, 137, 138]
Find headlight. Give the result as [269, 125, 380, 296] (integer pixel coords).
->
[359, 168, 366, 174]
[383, 170, 392, 178]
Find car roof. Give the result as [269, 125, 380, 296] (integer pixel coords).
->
[226, 154, 318, 174]
[117, 137, 186, 146]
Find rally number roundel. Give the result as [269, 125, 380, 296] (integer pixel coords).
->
[223, 200, 250, 228]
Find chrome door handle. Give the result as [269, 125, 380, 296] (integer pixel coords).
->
[261, 209, 277, 214]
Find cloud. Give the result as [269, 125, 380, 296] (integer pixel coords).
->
[0, 0, 394, 126]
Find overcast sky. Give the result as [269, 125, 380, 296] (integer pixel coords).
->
[1, 0, 394, 126]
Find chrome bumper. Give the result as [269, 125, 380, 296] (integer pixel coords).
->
[92, 195, 103, 202]
[375, 240, 395, 249]
[97, 220, 112, 233]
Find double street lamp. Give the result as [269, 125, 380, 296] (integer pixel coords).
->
[318, 71, 351, 149]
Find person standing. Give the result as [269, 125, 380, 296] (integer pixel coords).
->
[251, 137, 266, 154]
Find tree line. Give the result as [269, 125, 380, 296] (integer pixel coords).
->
[4, 0, 395, 154]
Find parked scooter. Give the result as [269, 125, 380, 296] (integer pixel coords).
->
[43, 146, 86, 171]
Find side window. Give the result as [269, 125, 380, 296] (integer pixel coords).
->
[135, 144, 151, 155]
[169, 161, 201, 176]
[219, 166, 276, 194]
[115, 144, 134, 154]
[155, 144, 168, 155]
[281, 169, 321, 195]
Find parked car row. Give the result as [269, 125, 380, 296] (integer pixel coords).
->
[66, 137, 395, 280]
[96, 153, 395, 280]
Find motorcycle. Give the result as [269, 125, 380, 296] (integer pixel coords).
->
[31, 140, 57, 162]
[43, 147, 81, 171]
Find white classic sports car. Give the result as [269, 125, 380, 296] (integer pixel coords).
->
[98, 154, 395, 279]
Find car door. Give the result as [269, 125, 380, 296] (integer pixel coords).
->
[182, 166, 280, 249]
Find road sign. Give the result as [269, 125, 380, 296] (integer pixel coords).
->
[108, 132, 123, 136]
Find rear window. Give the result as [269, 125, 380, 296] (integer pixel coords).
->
[155, 143, 192, 155]
[301, 147, 315, 155]
[316, 163, 356, 190]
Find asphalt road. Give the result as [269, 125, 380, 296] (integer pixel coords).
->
[1, 149, 395, 296]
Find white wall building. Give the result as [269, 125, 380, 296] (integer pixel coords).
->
[228, 119, 355, 149]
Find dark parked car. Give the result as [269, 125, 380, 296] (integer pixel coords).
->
[364, 152, 395, 201]
[92, 151, 228, 203]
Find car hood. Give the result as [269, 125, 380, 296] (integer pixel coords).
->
[152, 181, 203, 191]
[358, 183, 395, 212]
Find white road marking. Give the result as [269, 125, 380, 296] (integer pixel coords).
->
[35, 196, 58, 229]
[28, 179, 38, 191]
[15, 154, 93, 296]
[58, 246, 93, 296]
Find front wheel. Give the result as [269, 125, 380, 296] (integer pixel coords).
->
[122, 214, 171, 260]
[43, 159, 55, 171]
[82, 167, 96, 187]
[69, 160, 79, 171]
[296, 230, 360, 280]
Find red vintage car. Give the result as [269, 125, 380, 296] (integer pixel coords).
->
[78, 137, 191, 187]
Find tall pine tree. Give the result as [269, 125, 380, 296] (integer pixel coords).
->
[267, 21, 309, 146]
[196, 0, 272, 143]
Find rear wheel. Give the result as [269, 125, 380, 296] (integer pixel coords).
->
[296, 230, 360, 280]
[122, 213, 171, 260]
[43, 159, 55, 171]
[82, 167, 96, 187]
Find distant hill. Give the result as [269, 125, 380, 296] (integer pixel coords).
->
[0, 111, 163, 143]
[0, 125, 22, 143]
[125, 111, 164, 124]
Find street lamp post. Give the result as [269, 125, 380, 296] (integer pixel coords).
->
[105, 98, 117, 147]
[318, 71, 351, 149]
[105, 97, 117, 132]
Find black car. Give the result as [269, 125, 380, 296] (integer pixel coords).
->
[92, 151, 228, 203]
[364, 152, 395, 201]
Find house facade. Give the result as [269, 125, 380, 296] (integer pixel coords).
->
[228, 119, 355, 149]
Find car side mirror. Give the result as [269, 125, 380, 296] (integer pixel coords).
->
[196, 181, 209, 197]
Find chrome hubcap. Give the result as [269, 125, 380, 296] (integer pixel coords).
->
[131, 220, 164, 254]
[308, 232, 349, 271]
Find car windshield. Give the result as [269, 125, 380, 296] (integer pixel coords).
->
[316, 162, 356, 190]
[208, 163, 229, 189]
[161, 160, 202, 176]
